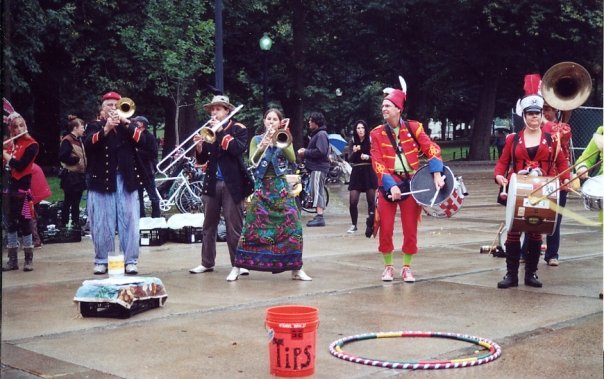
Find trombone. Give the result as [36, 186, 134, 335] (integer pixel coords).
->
[250, 118, 292, 168]
[198, 104, 244, 143]
[156, 104, 243, 174]
[527, 149, 602, 205]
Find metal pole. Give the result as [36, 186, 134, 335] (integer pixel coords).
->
[262, 52, 268, 113]
[214, 0, 224, 93]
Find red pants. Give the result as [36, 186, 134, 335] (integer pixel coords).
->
[377, 192, 421, 254]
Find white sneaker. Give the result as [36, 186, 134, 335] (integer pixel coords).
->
[93, 264, 107, 275]
[347, 225, 357, 234]
[125, 264, 138, 275]
[226, 267, 240, 281]
[292, 269, 312, 281]
[189, 265, 214, 274]
[239, 268, 250, 276]
[381, 265, 394, 282]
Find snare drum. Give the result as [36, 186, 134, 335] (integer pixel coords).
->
[581, 175, 603, 211]
[505, 173, 559, 235]
[422, 175, 468, 218]
[410, 165, 467, 218]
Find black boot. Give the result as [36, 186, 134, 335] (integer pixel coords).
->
[2, 247, 19, 271]
[498, 242, 520, 288]
[365, 212, 374, 238]
[23, 247, 34, 272]
[524, 239, 543, 288]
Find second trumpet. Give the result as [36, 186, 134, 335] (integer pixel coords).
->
[250, 129, 292, 168]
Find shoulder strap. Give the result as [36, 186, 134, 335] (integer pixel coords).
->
[384, 125, 410, 178]
[402, 119, 422, 152]
[506, 133, 519, 175]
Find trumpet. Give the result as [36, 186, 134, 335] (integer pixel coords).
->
[250, 119, 292, 168]
[116, 97, 136, 119]
[156, 104, 243, 174]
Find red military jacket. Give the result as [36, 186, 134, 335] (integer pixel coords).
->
[7, 135, 38, 181]
[493, 129, 570, 182]
[370, 120, 443, 191]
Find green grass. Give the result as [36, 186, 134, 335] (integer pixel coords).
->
[47, 176, 63, 203]
[440, 146, 499, 161]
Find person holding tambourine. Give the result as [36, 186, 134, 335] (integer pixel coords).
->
[369, 88, 445, 283]
[494, 94, 570, 289]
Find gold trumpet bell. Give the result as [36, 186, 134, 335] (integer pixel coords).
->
[541, 62, 592, 111]
[116, 97, 136, 118]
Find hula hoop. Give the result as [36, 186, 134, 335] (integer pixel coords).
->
[329, 331, 502, 370]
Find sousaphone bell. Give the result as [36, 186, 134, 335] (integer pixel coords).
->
[541, 62, 592, 111]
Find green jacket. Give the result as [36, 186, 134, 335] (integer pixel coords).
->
[576, 126, 603, 176]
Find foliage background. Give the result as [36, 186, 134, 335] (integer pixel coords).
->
[2, 0, 602, 166]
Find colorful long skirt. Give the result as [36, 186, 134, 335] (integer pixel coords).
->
[235, 175, 303, 273]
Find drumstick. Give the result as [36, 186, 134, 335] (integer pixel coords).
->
[429, 176, 447, 207]
[387, 188, 430, 200]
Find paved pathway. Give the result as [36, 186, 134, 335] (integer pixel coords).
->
[2, 162, 602, 378]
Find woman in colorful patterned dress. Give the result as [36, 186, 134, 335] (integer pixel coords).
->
[235, 108, 311, 280]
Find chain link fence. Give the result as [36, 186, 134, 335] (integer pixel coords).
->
[568, 106, 603, 161]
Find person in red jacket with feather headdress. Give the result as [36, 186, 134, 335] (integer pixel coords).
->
[370, 87, 445, 283]
[2, 99, 39, 271]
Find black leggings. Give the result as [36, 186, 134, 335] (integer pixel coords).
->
[349, 189, 376, 226]
[62, 190, 84, 225]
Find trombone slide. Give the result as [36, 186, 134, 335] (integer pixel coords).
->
[156, 104, 243, 174]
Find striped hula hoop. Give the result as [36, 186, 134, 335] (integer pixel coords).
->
[329, 331, 502, 369]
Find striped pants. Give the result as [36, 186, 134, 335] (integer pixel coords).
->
[88, 175, 140, 265]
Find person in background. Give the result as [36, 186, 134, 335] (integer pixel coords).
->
[2, 111, 39, 271]
[234, 108, 311, 280]
[346, 120, 377, 236]
[84, 91, 147, 275]
[297, 112, 330, 227]
[495, 130, 507, 158]
[539, 101, 573, 267]
[30, 163, 52, 248]
[370, 89, 445, 283]
[576, 126, 603, 180]
[133, 116, 161, 218]
[189, 94, 254, 281]
[494, 94, 570, 289]
[59, 115, 87, 228]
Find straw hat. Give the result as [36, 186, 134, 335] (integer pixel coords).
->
[203, 95, 235, 112]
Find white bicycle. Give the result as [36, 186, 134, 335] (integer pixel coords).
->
[143, 157, 205, 214]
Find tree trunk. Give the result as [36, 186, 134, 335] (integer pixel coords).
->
[469, 77, 498, 160]
[160, 97, 176, 160]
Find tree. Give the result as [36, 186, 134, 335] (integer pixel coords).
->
[120, 0, 215, 154]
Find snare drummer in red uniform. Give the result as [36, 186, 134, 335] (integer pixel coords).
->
[494, 94, 570, 289]
[370, 88, 445, 283]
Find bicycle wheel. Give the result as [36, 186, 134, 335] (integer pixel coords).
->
[176, 181, 204, 213]
[298, 185, 329, 213]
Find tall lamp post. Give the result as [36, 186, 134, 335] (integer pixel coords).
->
[335, 88, 343, 134]
[259, 33, 273, 113]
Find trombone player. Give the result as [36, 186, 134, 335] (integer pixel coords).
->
[189, 95, 255, 282]
[84, 91, 148, 275]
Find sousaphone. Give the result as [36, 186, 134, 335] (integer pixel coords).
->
[541, 62, 592, 111]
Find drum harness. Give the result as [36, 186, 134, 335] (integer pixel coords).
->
[383, 120, 420, 200]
